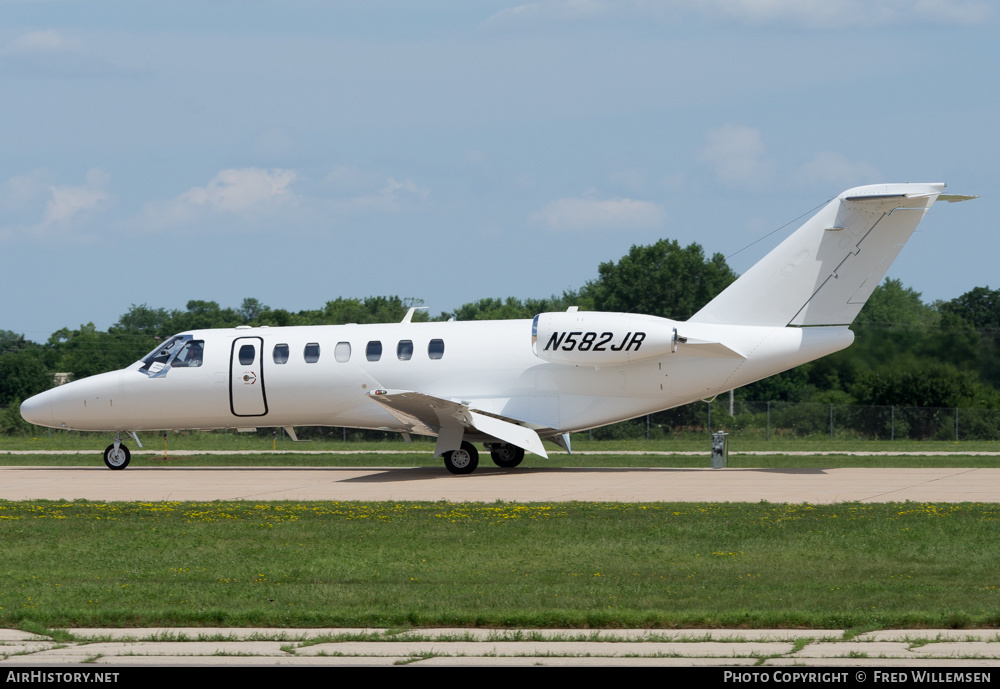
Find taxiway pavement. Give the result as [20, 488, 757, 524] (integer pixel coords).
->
[0, 465, 997, 503]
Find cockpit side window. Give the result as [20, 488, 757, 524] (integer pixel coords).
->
[171, 340, 205, 368]
[139, 335, 186, 376]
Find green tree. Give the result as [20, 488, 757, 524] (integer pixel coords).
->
[580, 239, 736, 320]
[440, 292, 582, 321]
[110, 304, 173, 338]
[0, 352, 52, 404]
[940, 286, 1000, 330]
[48, 323, 153, 380]
[0, 330, 33, 354]
[238, 298, 269, 324]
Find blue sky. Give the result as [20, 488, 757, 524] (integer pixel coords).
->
[1, 0, 995, 342]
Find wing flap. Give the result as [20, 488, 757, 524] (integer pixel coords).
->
[366, 390, 549, 458]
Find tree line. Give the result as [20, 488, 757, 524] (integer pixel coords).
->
[3, 237, 1000, 435]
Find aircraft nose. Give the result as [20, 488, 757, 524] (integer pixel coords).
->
[20, 391, 54, 427]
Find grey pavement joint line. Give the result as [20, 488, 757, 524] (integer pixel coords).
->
[3, 629, 1000, 666]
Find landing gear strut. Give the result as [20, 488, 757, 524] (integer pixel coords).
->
[443, 441, 479, 475]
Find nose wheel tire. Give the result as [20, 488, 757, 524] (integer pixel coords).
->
[490, 443, 525, 468]
[443, 441, 479, 475]
[104, 444, 131, 470]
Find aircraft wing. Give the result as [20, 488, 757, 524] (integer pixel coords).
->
[366, 390, 549, 458]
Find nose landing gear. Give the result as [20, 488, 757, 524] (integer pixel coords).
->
[103, 440, 130, 470]
[103, 431, 139, 470]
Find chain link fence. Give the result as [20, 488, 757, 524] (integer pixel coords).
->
[588, 400, 1000, 441]
[4, 400, 1000, 441]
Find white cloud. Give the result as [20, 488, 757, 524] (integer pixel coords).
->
[4, 30, 81, 56]
[322, 165, 386, 194]
[1, 170, 48, 212]
[345, 177, 430, 212]
[485, 0, 613, 27]
[178, 168, 297, 213]
[139, 168, 297, 232]
[39, 169, 110, 231]
[700, 125, 775, 188]
[530, 192, 665, 231]
[2, 28, 144, 77]
[0, 169, 110, 242]
[483, 0, 990, 28]
[797, 151, 880, 187]
[694, 0, 992, 27]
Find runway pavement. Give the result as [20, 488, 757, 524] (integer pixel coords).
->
[0, 465, 997, 503]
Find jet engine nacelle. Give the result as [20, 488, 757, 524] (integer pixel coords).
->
[531, 311, 679, 366]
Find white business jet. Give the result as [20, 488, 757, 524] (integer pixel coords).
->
[20, 183, 973, 473]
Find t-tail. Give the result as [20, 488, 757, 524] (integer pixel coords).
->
[689, 183, 974, 328]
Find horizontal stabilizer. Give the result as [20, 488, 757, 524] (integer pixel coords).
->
[366, 389, 548, 458]
[673, 336, 746, 359]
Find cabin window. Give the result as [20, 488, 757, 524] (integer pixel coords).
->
[238, 344, 256, 366]
[428, 339, 445, 360]
[171, 340, 204, 368]
[366, 340, 382, 361]
[397, 340, 413, 360]
[273, 344, 289, 364]
[335, 342, 351, 363]
[304, 343, 320, 363]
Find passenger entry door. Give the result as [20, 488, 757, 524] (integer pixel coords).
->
[230, 337, 268, 416]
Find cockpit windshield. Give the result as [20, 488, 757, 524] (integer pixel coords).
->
[139, 335, 203, 377]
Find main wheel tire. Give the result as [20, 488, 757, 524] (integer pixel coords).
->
[103, 443, 131, 470]
[490, 443, 525, 468]
[443, 441, 479, 475]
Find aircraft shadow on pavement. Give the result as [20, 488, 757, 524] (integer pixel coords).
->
[337, 465, 830, 483]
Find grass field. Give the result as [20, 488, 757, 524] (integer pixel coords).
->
[2, 500, 998, 631]
[4, 430, 1000, 454]
[3, 432, 998, 633]
[3, 430, 1000, 470]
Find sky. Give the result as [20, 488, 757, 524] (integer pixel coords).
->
[1, 0, 996, 343]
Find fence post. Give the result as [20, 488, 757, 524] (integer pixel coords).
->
[956, 408, 959, 441]
[707, 402, 712, 436]
[891, 406, 895, 441]
[830, 404, 834, 441]
[766, 401, 770, 442]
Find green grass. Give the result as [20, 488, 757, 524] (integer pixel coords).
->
[5, 452, 1000, 469]
[2, 500, 998, 630]
[4, 429, 1000, 454]
[3, 429, 1000, 470]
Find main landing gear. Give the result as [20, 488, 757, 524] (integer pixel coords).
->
[443, 441, 479, 475]
[488, 442, 525, 468]
[442, 441, 526, 474]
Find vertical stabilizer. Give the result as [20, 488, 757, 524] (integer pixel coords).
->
[690, 183, 946, 327]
